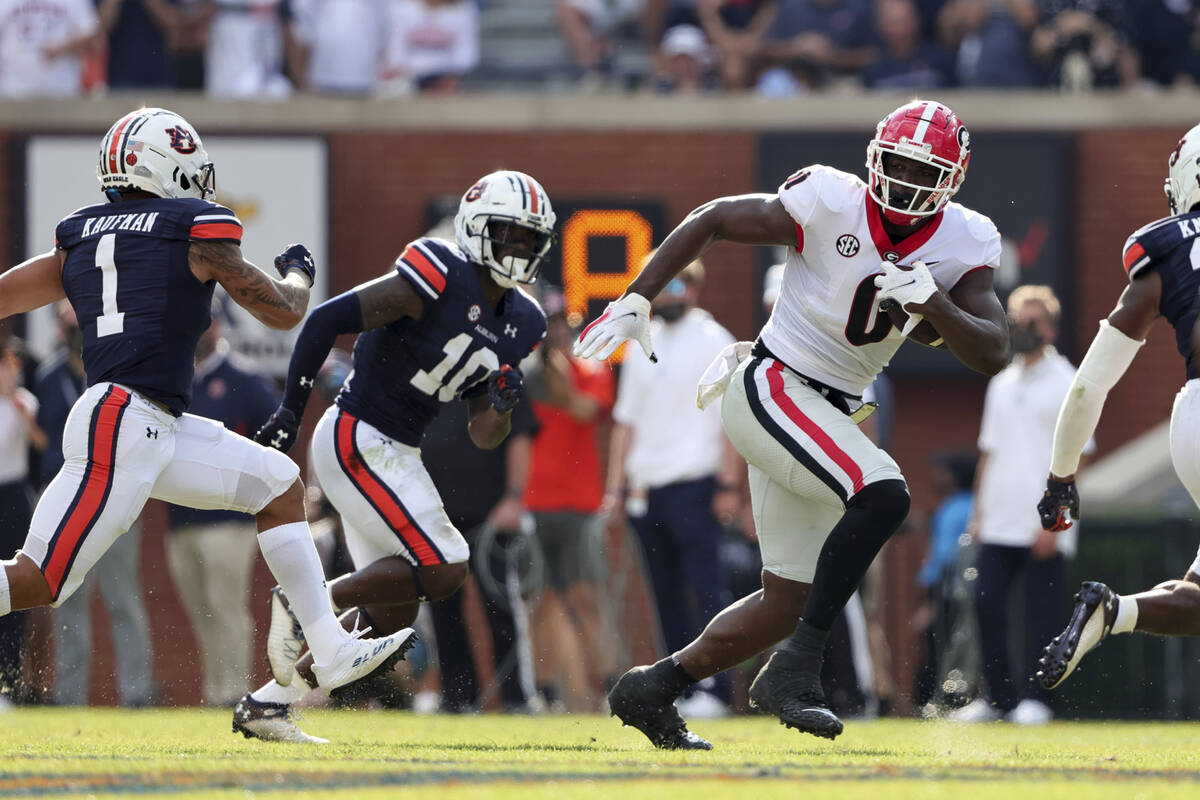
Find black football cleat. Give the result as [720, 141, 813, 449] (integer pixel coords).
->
[748, 651, 843, 740]
[607, 667, 713, 751]
[1038, 581, 1118, 690]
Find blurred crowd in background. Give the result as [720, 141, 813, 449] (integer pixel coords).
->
[2, 0, 1200, 98]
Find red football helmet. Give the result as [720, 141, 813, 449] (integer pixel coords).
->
[865, 100, 971, 226]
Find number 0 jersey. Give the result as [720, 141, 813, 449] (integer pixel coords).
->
[54, 197, 242, 415]
[1122, 210, 1200, 380]
[763, 165, 1002, 396]
[335, 237, 547, 447]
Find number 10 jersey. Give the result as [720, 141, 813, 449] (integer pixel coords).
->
[762, 165, 1002, 396]
[335, 236, 548, 446]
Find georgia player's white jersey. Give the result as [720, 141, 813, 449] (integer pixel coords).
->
[761, 164, 1001, 396]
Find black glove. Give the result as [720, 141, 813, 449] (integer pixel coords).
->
[274, 244, 316, 287]
[255, 407, 301, 453]
[1037, 477, 1080, 532]
[487, 365, 524, 414]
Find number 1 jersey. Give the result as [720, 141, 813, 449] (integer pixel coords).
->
[55, 197, 241, 415]
[335, 237, 548, 447]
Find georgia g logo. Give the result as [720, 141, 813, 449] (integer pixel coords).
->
[165, 126, 198, 155]
[465, 180, 488, 202]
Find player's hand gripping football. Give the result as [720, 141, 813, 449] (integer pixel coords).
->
[274, 244, 316, 288]
[487, 365, 524, 414]
[1037, 476, 1080, 532]
[254, 406, 301, 453]
[875, 260, 937, 336]
[573, 293, 657, 363]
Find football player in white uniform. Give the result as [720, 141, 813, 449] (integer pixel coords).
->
[1034, 122, 1200, 693]
[576, 99, 1009, 747]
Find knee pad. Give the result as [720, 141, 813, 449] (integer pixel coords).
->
[847, 478, 910, 523]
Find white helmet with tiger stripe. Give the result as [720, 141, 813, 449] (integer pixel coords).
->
[1166, 122, 1200, 216]
[97, 108, 215, 201]
[454, 171, 556, 289]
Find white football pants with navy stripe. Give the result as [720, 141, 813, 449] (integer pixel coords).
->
[20, 382, 299, 605]
[721, 356, 904, 583]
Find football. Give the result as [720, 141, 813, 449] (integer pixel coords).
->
[883, 301, 945, 348]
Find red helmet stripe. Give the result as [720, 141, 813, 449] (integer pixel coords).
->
[523, 175, 539, 214]
[106, 114, 134, 176]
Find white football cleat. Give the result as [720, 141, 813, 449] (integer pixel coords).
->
[266, 586, 305, 687]
[232, 694, 328, 744]
[312, 626, 418, 698]
[1038, 581, 1118, 690]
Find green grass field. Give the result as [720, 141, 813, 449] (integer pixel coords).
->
[1, 709, 1198, 799]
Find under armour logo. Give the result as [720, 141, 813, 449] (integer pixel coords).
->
[146, 427, 158, 439]
[271, 429, 289, 448]
[504, 324, 518, 338]
[299, 376, 314, 388]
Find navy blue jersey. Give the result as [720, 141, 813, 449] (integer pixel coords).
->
[1122, 211, 1200, 380]
[54, 197, 243, 414]
[336, 237, 547, 446]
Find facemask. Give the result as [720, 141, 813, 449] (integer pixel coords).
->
[1010, 322, 1044, 355]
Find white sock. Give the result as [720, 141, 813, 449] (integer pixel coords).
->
[257, 522, 346, 665]
[251, 677, 311, 706]
[1112, 595, 1138, 634]
[0, 564, 10, 617]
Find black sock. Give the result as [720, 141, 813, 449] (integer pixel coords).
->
[646, 655, 697, 699]
[777, 619, 830, 674]
[802, 479, 910, 630]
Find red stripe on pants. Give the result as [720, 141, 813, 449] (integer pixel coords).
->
[334, 412, 440, 565]
[764, 362, 865, 493]
[44, 386, 130, 595]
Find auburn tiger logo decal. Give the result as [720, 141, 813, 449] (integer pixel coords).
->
[165, 126, 198, 154]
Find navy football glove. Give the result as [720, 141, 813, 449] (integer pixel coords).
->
[1037, 477, 1080, 532]
[255, 407, 300, 453]
[274, 244, 316, 288]
[487, 365, 524, 414]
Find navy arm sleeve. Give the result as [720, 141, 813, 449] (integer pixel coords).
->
[280, 291, 364, 415]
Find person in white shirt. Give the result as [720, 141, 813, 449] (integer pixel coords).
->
[576, 99, 1009, 747]
[204, 0, 295, 98]
[379, 0, 479, 95]
[290, 0, 388, 94]
[951, 285, 1090, 726]
[0, 0, 101, 97]
[607, 258, 743, 718]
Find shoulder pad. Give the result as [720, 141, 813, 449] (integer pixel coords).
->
[395, 237, 454, 301]
[188, 201, 243, 244]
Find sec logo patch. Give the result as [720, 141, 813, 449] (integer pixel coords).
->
[467, 304, 481, 322]
[836, 234, 860, 257]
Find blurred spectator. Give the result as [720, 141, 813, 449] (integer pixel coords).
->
[96, 0, 178, 88]
[378, 0, 479, 95]
[0, 338, 44, 708]
[952, 286, 1090, 725]
[170, 0, 211, 89]
[291, 0, 389, 95]
[557, 0, 648, 84]
[0, 0, 101, 97]
[1029, 0, 1138, 89]
[696, 0, 777, 88]
[653, 23, 717, 91]
[523, 288, 620, 712]
[205, 0, 296, 97]
[423, 398, 540, 712]
[165, 315, 279, 707]
[862, 0, 952, 88]
[913, 452, 979, 713]
[755, 0, 877, 93]
[36, 303, 155, 708]
[1127, 0, 1200, 87]
[937, 0, 1037, 86]
[607, 258, 742, 717]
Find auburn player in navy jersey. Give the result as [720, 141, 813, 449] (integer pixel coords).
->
[232, 170, 553, 742]
[0, 108, 411, 704]
[1035, 122, 1200, 692]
